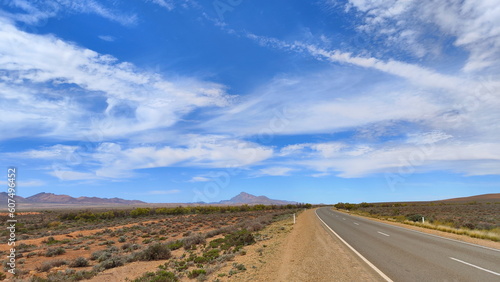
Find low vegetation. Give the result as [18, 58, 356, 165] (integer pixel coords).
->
[334, 201, 500, 241]
[0, 204, 308, 280]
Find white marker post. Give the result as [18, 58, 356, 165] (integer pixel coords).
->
[422, 216, 425, 223]
[293, 213, 296, 224]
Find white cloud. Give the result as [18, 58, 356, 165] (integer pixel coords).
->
[279, 143, 312, 156]
[9, 145, 78, 160]
[188, 176, 211, 182]
[406, 131, 453, 145]
[257, 167, 295, 176]
[49, 170, 99, 181]
[147, 0, 175, 10]
[202, 69, 448, 136]
[246, 33, 464, 90]
[343, 0, 500, 72]
[98, 35, 116, 42]
[281, 140, 500, 178]
[0, 0, 137, 26]
[148, 189, 180, 195]
[0, 18, 231, 141]
[38, 136, 273, 180]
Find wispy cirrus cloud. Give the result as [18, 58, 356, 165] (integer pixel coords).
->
[147, 189, 181, 195]
[245, 32, 465, 90]
[12, 135, 273, 181]
[256, 167, 295, 176]
[188, 176, 211, 182]
[276, 135, 500, 178]
[0, 0, 138, 26]
[339, 0, 500, 72]
[98, 35, 116, 42]
[0, 17, 231, 141]
[3, 145, 78, 160]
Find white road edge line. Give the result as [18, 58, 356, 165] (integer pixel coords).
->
[377, 231, 390, 237]
[449, 257, 500, 276]
[331, 209, 500, 253]
[315, 209, 393, 282]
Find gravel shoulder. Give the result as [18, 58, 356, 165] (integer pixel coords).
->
[232, 208, 383, 282]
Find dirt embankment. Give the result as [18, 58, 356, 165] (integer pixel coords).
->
[239, 209, 383, 282]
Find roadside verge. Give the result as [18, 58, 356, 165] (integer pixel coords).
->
[246, 208, 382, 281]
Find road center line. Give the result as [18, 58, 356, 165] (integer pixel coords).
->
[342, 218, 346, 220]
[354, 222, 359, 225]
[339, 210, 500, 253]
[449, 257, 500, 276]
[377, 231, 390, 237]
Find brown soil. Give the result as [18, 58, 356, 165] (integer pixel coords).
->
[217, 209, 382, 282]
[84, 248, 186, 282]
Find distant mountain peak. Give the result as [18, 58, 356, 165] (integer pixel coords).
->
[219, 192, 296, 205]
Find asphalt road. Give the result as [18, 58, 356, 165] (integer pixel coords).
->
[316, 207, 500, 282]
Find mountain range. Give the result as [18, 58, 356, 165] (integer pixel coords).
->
[1, 191, 296, 206]
[0, 192, 145, 205]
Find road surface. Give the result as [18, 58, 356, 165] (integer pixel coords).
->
[316, 207, 500, 282]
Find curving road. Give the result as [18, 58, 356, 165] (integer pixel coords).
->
[316, 207, 500, 282]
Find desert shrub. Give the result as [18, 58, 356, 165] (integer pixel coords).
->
[18, 243, 37, 251]
[192, 256, 209, 264]
[462, 222, 476, 230]
[121, 243, 132, 250]
[171, 260, 188, 271]
[214, 229, 255, 251]
[245, 221, 263, 232]
[70, 257, 89, 267]
[91, 250, 112, 262]
[188, 269, 206, 279]
[43, 237, 69, 245]
[47, 221, 62, 228]
[166, 240, 183, 250]
[133, 270, 178, 282]
[205, 229, 223, 238]
[215, 253, 235, 263]
[202, 249, 220, 261]
[135, 243, 171, 261]
[118, 236, 126, 243]
[37, 259, 67, 272]
[45, 247, 66, 257]
[71, 270, 96, 280]
[233, 263, 246, 271]
[94, 257, 125, 271]
[183, 234, 206, 250]
[190, 249, 221, 264]
[98, 240, 115, 246]
[406, 214, 424, 222]
[209, 238, 223, 249]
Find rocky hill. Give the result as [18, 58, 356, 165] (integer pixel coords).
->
[218, 192, 297, 205]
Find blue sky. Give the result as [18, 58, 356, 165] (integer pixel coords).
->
[1, 0, 499, 204]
